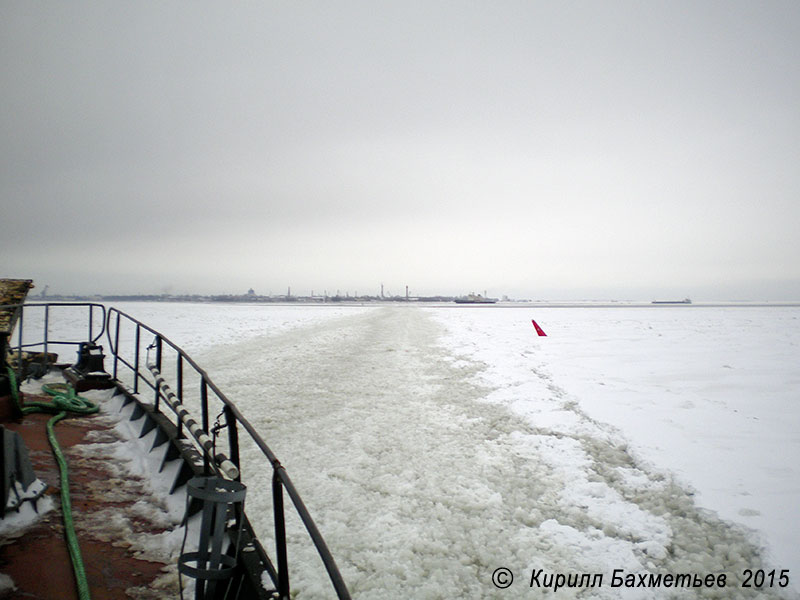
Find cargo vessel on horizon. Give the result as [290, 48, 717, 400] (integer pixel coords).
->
[454, 293, 498, 304]
[651, 298, 692, 304]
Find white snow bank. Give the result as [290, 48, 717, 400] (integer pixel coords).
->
[427, 305, 800, 579]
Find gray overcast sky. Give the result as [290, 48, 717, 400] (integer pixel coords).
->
[2, 1, 799, 300]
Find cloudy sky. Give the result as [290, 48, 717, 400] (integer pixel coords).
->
[2, 1, 799, 300]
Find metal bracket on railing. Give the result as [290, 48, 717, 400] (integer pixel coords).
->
[147, 363, 239, 481]
[179, 476, 247, 600]
[210, 410, 227, 468]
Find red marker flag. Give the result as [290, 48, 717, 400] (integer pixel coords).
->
[531, 319, 547, 336]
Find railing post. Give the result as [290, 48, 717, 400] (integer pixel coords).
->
[133, 324, 140, 394]
[201, 378, 210, 475]
[224, 404, 240, 479]
[16, 306, 24, 385]
[154, 336, 162, 413]
[88, 304, 93, 342]
[113, 311, 121, 380]
[177, 355, 183, 439]
[273, 470, 290, 599]
[43, 304, 50, 373]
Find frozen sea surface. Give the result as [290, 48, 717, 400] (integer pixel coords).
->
[17, 301, 797, 597]
[189, 304, 798, 599]
[426, 306, 800, 574]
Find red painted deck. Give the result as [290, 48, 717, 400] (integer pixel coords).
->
[1, 394, 177, 599]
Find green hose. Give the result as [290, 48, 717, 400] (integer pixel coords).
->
[7, 367, 97, 600]
[24, 381, 99, 417]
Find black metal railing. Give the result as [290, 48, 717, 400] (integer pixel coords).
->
[105, 307, 351, 600]
[3, 302, 350, 599]
[2, 302, 107, 382]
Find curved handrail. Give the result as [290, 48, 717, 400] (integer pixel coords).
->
[1, 302, 107, 384]
[1, 302, 106, 346]
[105, 306, 351, 600]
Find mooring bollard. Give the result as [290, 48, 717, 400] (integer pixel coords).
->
[179, 476, 247, 600]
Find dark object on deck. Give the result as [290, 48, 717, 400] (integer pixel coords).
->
[1, 424, 47, 518]
[6, 350, 59, 381]
[64, 342, 114, 391]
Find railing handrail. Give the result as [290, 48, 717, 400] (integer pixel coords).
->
[1, 301, 107, 346]
[3, 301, 350, 599]
[147, 362, 240, 480]
[1, 302, 107, 386]
[104, 306, 351, 600]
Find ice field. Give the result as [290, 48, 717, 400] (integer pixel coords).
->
[427, 305, 800, 576]
[14, 301, 800, 598]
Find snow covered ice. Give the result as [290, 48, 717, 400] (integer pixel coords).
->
[16, 301, 799, 598]
[189, 302, 797, 599]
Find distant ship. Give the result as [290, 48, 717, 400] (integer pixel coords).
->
[652, 298, 692, 304]
[454, 293, 498, 304]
